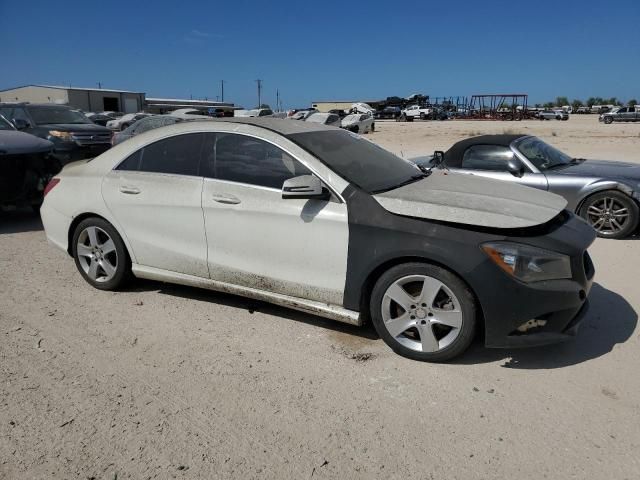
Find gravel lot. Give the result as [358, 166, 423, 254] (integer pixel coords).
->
[1, 116, 639, 479]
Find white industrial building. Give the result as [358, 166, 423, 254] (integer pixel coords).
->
[0, 85, 146, 113]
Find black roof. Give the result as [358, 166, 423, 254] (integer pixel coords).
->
[444, 134, 526, 167]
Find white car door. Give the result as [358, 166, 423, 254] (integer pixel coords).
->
[102, 133, 209, 277]
[200, 132, 349, 306]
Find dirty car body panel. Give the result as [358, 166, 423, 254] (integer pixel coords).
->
[41, 120, 595, 357]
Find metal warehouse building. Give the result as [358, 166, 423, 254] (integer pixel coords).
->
[0, 85, 145, 113]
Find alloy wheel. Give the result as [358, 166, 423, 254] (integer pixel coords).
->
[381, 275, 463, 353]
[586, 197, 630, 235]
[76, 226, 118, 282]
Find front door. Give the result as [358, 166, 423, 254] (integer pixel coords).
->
[200, 132, 349, 306]
[102, 133, 209, 277]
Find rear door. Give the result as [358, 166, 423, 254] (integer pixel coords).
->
[200, 132, 349, 306]
[102, 133, 209, 277]
[456, 144, 548, 190]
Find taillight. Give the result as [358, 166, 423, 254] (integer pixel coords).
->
[43, 178, 60, 197]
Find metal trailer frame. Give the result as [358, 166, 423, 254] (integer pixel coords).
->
[464, 94, 530, 120]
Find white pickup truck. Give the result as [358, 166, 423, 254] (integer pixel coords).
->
[402, 104, 432, 119]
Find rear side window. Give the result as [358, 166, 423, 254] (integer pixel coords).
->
[462, 145, 514, 171]
[203, 133, 311, 189]
[117, 133, 204, 176]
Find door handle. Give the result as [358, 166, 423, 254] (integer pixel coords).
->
[211, 194, 241, 205]
[119, 186, 141, 194]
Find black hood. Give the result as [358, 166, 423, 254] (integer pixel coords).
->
[554, 159, 640, 180]
[36, 122, 111, 133]
[0, 130, 53, 155]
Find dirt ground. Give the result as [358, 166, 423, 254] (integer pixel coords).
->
[1, 115, 639, 479]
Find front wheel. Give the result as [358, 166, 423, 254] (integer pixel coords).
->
[370, 263, 477, 362]
[579, 191, 639, 239]
[604, 116, 613, 124]
[72, 217, 131, 290]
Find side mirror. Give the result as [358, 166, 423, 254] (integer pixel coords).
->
[282, 175, 330, 200]
[506, 157, 525, 178]
[13, 118, 30, 130]
[432, 150, 445, 167]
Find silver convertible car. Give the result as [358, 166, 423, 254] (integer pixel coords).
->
[415, 135, 640, 239]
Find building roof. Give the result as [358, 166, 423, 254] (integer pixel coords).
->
[146, 97, 233, 106]
[0, 84, 144, 94]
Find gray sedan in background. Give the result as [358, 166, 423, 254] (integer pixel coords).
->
[415, 134, 640, 239]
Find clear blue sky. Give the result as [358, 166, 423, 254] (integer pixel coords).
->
[1, 0, 638, 108]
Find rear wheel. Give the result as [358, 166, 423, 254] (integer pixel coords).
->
[72, 217, 131, 290]
[370, 263, 477, 362]
[579, 191, 639, 239]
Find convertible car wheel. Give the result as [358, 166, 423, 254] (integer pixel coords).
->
[72, 218, 131, 290]
[580, 191, 639, 239]
[370, 263, 476, 362]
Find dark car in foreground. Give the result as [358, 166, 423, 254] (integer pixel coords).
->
[0, 114, 57, 210]
[41, 118, 594, 362]
[0, 103, 112, 164]
[413, 134, 640, 239]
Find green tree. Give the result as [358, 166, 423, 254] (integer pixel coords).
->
[543, 102, 555, 109]
[571, 99, 584, 110]
[629, 99, 638, 106]
[555, 96, 569, 107]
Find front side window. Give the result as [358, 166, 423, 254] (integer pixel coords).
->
[0, 114, 15, 130]
[117, 133, 204, 176]
[461, 145, 515, 171]
[0, 107, 31, 125]
[206, 133, 311, 189]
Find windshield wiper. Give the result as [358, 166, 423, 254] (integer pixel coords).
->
[371, 172, 430, 194]
[570, 157, 586, 164]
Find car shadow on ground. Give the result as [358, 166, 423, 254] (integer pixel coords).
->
[456, 282, 637, 369]
[127, 279, 380, 341]
[0, 209, 43, 234]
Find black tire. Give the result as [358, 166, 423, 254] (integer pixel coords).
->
[370, 122, 375, 132]
[420, 112, 426, 120]
[579, 190, 639, 239]
[370, 262, 477, 362]
[604, 116, 613, 124]
[352, 125, 359, 134]
[71, 217, 131, 290]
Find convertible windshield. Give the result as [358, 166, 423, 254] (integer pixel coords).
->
[28, 106, 91, 125]
[287, 130, 425, 193]
[514, 136, 572, 170]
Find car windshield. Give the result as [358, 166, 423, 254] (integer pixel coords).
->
[0, 115, 15, 130]
[514, 136, 572, 170]
[28, 106, 91, 125]
[287, 130, 425, 193]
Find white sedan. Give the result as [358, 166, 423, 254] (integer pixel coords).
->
[341, 113, 374, 133]
[40, 118, 594, 362]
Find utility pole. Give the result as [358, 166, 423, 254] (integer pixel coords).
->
[276, 89, 280, 112]
[97, 82, 102, 89]
[255, 79, 262, 108]
[220, 80, 225, 102]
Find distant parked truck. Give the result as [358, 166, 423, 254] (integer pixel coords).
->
[402, 104, 433, 119]
[599, 106, 640, 124]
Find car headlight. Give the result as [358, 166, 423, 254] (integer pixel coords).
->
[48, 130, 74, 141]
[481, 242, 572, 282]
